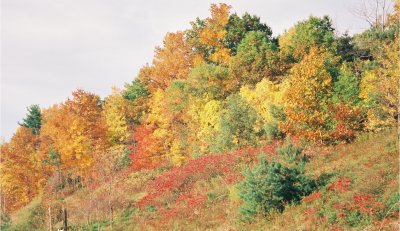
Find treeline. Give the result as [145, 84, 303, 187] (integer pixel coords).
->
[0, 2, 398, 216]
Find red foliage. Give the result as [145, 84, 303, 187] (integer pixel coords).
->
[304, 191, 322, 203]
[350, 193, 383, 216]
[133, 142, 279, 225]
[130, 123, 165, 170]
[329, 103, 361, 142]
[332, 193, 384, 226]
[328, 177, 352, 193]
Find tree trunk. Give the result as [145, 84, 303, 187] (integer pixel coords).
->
[63, 207, 68, 231]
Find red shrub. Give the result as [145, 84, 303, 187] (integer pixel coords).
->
[350, 193, 383, 216]
[133, 142, 279, 226]
[328, 177, 352, 193]
[304, 191, 322, 203]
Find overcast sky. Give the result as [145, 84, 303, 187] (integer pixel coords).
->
[1, 0, 370, 141]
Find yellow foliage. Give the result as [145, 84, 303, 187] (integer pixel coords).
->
[240, 78, 283, 126]
[283, 47, 337, 141]
[360, 39, 400, 131]
[103, 88, 130, 146]
[199, 3, 232, 64]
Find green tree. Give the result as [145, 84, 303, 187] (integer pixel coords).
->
[122, 79, 150, 124]
[225, 12, 273, 55]
[212, 94, 260, 153]
[239, 138, 315, 220]
[230, 31, 278, 86]
[21, 105, 42, 135]
[279, 15, 337, 63]
[333, 63, 361, 106]
[188, 63, 231, 100]
[122, 79, 149, 100]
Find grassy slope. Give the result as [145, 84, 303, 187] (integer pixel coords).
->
[6, 129, 399, 230]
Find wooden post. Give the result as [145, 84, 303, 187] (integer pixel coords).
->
[48, 206, 52, 231]
[63, 207, 67, 231]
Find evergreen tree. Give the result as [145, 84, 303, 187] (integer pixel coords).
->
[239, 138, 315, 220]
[21, 105, 42, 135]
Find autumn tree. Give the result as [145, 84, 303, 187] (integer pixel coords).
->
[282, 47, 338, 141]
[40, 90, 106, 179]
[0, 127, 43, 211]
[139, 32, 193, 91]
[186, 3, 232, 65]
[103, 88, 130, 147]
[240, 79, 285, 141]
[360, 38, 399, 130]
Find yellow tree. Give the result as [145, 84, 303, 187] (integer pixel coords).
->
[103, 88, 130, 149]
[282, 47, 338, 141]
[187, 3, 232, 65]
[240, 78, 285, 140]
[40, 90, 106, 179]
[0, 127, 43, 211]
[360, 38, 399, 130]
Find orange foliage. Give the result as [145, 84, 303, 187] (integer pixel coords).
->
[139, 32, 193, 91]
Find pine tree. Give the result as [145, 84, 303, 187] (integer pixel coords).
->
[21, 105, 42, 135]
[239, 138, 315, 220]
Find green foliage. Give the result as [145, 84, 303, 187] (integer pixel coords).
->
[122, 79, 149, 100]
[44, 147, 62, 166]
[188, 63, 230, 99]
[0, 212, 11, 230]
[225, 12, 273, 54]
[333, 63, 361, 105]
[239, 138, 315, 220]
[279, 15, 337, 62]
[230, 31, 278, 85]
[212, 94, 259, 153]
[336, 33, 356, 62]
[6, 203, 45, 231]
[264, 122, 283, 141]
[21, 105, 42, 135]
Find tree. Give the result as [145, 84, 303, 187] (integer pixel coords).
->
[39, 90, 106, 179]
[186, 3, 232, 65]
[21, 105, 42, 135]
[139, 32, 193, 91]
[213, 94, 260, 153]
[188, 63, 231, 100]
[225, 12, 273, 55]
[103, 88, 130, 147]
[230, 31, 278, 87]
[282, 47, 338, 141]
[360, 38, 399, 130]
[352, 0, 395, 31]
[0, 127, 43, 211]
[279, 16, 337, 64]
[240, 79, 285, 141]
[122, 79, 150, 125]
[239, 139, 315, 220]
[333, 63, 362, 106]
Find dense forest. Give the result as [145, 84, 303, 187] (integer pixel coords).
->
[1, 2, 399, 230]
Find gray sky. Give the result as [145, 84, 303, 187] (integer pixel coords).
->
[1, 0, 369, 141]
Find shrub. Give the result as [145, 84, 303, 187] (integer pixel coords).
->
[238, 138, 315, 220]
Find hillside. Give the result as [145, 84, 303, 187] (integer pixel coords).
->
[4, 129, 398, 230]
[1, 2, 399, 231]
